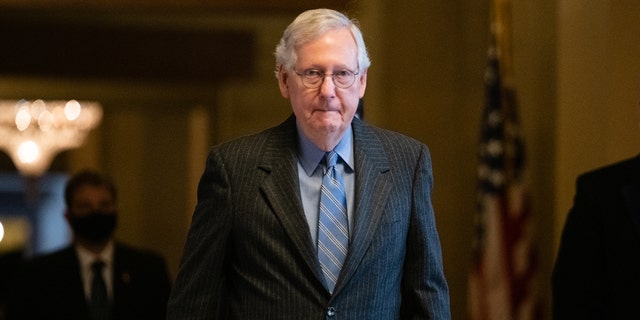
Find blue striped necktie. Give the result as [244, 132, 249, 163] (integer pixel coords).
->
[317, 150, 349, 293]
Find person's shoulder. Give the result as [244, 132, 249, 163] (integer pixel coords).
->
[114, 242, 165, 261]
[28, 246, 74, 263]
[22, 246, 76, 275]
[578, 154, 640, 184]
[354, 118, 427, 150]
[113, 243, 169, 282]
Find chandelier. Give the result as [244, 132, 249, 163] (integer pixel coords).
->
[0, 99, 103, 176]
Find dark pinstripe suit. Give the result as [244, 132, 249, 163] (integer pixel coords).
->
[167, 115, 450, 319]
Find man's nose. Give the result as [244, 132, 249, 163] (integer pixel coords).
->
[320, 74, 337, 97]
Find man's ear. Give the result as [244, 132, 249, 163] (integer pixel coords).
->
[277, 65, 290, 98]
[358, 69, 368, 98]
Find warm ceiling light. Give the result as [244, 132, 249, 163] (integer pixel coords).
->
[0, 99, 103, 177]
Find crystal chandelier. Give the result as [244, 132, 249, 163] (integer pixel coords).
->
[0, 99, 103, 176]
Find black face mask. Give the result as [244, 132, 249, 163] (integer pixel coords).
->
[68, 210, 117, 243]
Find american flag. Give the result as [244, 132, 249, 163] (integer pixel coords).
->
[467, 1, 541, 319]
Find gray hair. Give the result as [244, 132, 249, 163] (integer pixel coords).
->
[274, 8, 371, 79]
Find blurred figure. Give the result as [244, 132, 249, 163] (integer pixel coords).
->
[552, 153, 640, 319]
[10, 169, 171, 320]
[167, 8, 450, 320]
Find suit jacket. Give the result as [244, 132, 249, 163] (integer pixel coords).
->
[167, 115, 450, 319]
[552, 154, 640, 319]
[12, 242, 171, 320]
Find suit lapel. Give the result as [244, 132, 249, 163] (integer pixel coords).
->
[257, 117, 395, 293]
[65, 247, 91, 313]
[335, 119, 392, 293]
[54, 247, 91, 317]
[257, 116, 324, 281]
[112, 245, 131, 304]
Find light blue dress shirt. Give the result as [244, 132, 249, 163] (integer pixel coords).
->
[297, 127, 355, 245]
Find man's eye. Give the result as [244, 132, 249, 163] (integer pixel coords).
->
[335, 70, 351, 77]
[304, 70, 323, 77]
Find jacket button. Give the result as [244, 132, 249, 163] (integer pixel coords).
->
[327, 307, 336, 317]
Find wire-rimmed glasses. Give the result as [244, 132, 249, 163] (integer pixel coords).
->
[294, 68, 359, 89]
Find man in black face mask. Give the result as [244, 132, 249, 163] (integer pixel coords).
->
[66, 181, 118, 250]
[9, 169, 171, 320]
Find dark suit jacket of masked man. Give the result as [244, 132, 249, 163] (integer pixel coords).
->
[11, 242, 171, 320]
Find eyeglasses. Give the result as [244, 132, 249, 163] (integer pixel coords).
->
[293, 68, 359, 89]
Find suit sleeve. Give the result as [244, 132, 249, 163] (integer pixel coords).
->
[401, 145, 451, 319]
[167, 148, 233, 320]
[552, 174, 605, 318]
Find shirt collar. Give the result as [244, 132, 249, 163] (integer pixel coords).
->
[75, 241, 114, 268]
[297, 125, 354, 176]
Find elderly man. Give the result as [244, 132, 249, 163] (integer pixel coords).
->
[167, 8, 450, 319]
